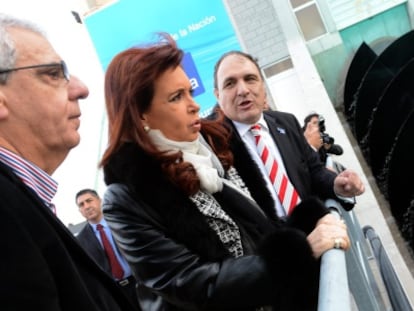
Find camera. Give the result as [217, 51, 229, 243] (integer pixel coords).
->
[318, 115, 335, 145]
[318, 115, 343, 155]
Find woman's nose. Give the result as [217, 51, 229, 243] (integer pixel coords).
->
[189, 98, 200, 113]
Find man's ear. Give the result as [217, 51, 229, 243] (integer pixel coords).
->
[214, 88, 219, 101]
[0, 92, 9, 120]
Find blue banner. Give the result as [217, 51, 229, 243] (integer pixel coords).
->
[84, 0, 241, 114]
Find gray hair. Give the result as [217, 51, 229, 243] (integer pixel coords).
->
[0, 14, 46, 84]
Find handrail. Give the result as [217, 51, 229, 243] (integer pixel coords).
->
[364, 225, 413, 311]
[343, 210, 387, 310]
[318, 199, 350, 311]
[318, 156, 412, 310]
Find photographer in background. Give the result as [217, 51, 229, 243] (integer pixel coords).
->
[303, 113, 343, 165]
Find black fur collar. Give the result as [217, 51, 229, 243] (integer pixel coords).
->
[103, 143, 230, 261]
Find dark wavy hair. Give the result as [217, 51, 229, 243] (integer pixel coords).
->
[100, 33, 233, 195]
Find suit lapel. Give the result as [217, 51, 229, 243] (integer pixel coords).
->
[264, 114, 290, 161]
[79, 224, 112, 274]
[263, 113, 299, 189]
[86, 225, 107, 259]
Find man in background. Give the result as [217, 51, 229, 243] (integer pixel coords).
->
[76, 189, 139, 310]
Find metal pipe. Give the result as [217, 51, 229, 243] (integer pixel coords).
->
[318, 199, 351, 311]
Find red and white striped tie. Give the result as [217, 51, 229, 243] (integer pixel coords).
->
[250, 124, 301, 215]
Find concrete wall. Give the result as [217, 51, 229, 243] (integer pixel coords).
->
[225, 0, 288, 67]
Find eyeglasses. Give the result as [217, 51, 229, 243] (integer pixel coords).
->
[0, 60, 70, 81]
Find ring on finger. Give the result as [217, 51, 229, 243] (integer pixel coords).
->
[333, 238, 342, 249]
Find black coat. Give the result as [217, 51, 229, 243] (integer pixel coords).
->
[103, 142, 329, 311]
[0, 161, 135, 311]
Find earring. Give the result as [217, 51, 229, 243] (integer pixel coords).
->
[143, 125, 150, 132]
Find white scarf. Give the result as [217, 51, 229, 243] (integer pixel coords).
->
[148, 130, 224, 193]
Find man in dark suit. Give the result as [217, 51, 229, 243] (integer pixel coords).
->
[76, 189, 139, 310]
[212, 51, 365, 217]
[0, 14, 137, 310]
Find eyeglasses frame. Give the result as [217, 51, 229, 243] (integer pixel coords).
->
[0, 60, 70, 81]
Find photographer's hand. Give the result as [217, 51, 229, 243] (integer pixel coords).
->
[333, 169, 365, 197]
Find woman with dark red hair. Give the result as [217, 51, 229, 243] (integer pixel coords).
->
[100, 33, 349, 311]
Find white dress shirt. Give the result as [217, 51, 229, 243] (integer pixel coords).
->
[232, 115, 294, 217]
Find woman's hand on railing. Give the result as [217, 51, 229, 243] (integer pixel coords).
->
[306, 213, 350, 258]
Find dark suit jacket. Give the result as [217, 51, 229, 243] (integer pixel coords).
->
[225, 110, 340, 213]
[0, 161, 135, 311]
[77, 223, 112, 276]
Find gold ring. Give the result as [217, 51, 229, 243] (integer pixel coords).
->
[334, 238, 342, 249]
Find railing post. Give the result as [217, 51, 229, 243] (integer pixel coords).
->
[322, 156, 387, 311]
[364, 225, 413, 311]
[318, 199, 350, 311]
[343, 210, 387, 311]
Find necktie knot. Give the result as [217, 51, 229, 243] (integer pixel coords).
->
[250, 124, 261, 136]
[96, 224, 103, 231]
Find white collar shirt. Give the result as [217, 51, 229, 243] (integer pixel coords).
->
[232, 115, 290, 217]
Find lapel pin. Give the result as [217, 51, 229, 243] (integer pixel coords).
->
[277, 127, 286, 134]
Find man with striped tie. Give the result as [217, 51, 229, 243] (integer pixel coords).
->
[212, 51, 365, 218]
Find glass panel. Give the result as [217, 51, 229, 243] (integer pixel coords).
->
[295, 4, 326, 41]
[290, 0, 311, 9]
[263, 58, 293, 78]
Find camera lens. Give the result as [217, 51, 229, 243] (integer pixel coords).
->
[318, 116, 326, 133]
[321, 133, 334, 145]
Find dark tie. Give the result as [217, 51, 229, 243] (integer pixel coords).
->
[96, 224, 124, 279]
[250, 124, 301, 214]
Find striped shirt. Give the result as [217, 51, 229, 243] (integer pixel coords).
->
[0, 147, 58, 212]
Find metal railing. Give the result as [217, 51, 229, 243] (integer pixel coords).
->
[342, 207, 388, 311]
[364, 225, 413, 311]
[318, 156, 413, 311]
[318, 200, 390, 311]
[318, 199, 350, 311]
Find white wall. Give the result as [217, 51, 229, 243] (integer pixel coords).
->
[1, 0, 106, 226]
